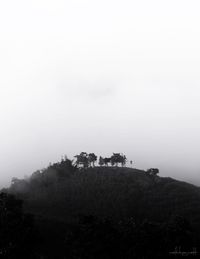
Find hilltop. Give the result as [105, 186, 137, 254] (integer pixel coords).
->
[7, 159, 200, 226]
[2, 157, 200, 258]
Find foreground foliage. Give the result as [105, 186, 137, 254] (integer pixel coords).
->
[0, 193, 39, 258]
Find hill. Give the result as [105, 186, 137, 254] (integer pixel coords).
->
[4, 159, 200, 258]
[7, 159, 200, 225]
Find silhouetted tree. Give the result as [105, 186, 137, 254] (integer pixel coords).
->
[104, 157, 111, 166]
[111, 153, 126, 167]
[88, 153, 97, 167]
[146, 168, 159, 176]
[121, 155, 127, 167]
[99, 156, 104, 167]
[74, 152, 89, 168]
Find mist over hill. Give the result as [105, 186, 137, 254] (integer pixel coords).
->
[2, 156, 200, 258]
[7, 157, 200, 225]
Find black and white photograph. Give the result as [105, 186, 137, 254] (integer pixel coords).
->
[0, 1, 200, 258]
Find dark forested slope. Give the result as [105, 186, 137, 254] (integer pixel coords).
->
[7, 159, 200, 226]
[2, 159, 200, 258]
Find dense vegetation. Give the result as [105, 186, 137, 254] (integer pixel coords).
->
[0, 193, 39, 258]
[1, 155, 200, 258]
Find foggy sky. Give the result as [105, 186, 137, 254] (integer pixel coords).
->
[1, 0, 200, 186]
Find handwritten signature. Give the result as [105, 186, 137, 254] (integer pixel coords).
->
[169, 247, 198, 256]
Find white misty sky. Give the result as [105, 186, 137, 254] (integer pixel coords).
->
[0, 0, 200, 186]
